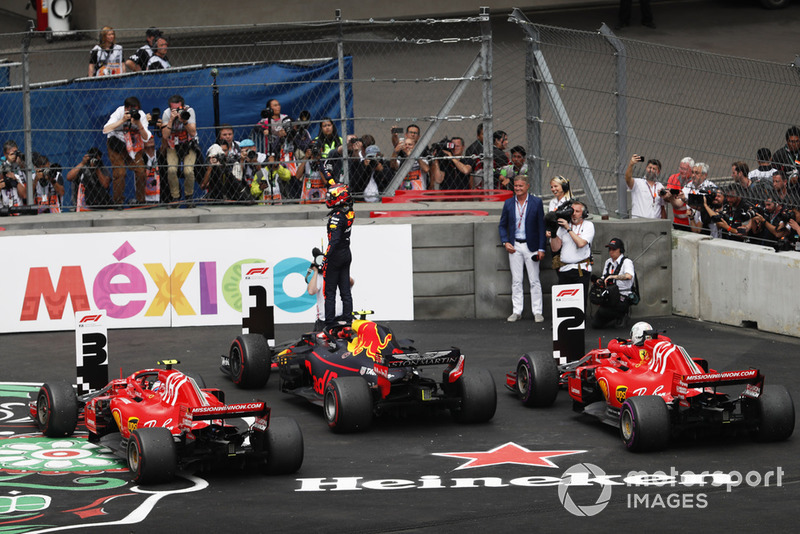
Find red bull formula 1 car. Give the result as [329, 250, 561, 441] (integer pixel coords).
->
[31, 360, 303, 483]
[220, 314, 497, 432]
[505, 323, 795, 451]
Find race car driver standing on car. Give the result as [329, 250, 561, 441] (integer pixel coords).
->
[323, 182, 354, 328]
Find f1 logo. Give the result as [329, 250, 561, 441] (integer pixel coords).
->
[245, 267, 270, 276]
[79, 314, 103, 324]
[556, 289, 580, 298]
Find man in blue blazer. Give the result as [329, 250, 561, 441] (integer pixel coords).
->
[498, 175, 547, 322]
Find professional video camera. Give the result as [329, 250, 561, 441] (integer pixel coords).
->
[544, 203, 574, 235]
[430, 137, 456, 159]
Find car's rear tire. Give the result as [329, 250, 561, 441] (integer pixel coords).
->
[229, 334, 271, 389]
[515, 352, 559, 407]
[324, 377, 373, 433]
[262, 417, 304, 475]
[127, 428, 177, 484]
[451, 369, 497, 423]
[620, 396, 670, 452]
[752, 385, 795, 442]
[35, 382, 78, 437]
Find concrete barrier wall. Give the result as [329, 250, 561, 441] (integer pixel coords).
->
[672, 231, 800, 337]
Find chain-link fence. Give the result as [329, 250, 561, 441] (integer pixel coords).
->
[0, 13, 489, 210]
[1, 9, 798, 214]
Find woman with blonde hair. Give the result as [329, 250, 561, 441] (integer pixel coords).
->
[89, 26, 125, 77]
[548, 175, 573, 212]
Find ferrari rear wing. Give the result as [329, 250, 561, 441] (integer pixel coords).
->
[683, 369, 763, 390]
[183, 402, 270, 422]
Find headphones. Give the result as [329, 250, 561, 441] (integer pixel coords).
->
[552, 175, 570, 193]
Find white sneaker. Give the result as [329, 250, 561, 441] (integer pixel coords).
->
[534, 314, 545, 323]
[507, 313, 521, 322]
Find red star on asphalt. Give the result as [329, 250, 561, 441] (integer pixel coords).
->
[433, 442, 585, 470]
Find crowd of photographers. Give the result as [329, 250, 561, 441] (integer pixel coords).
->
[621, 126, 800, 252]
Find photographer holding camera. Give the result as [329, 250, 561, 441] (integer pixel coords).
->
[358, 144, 391, 202]
[750, 195, 790, 246]
[245, 140, 291, 204]
[160, 94, 199, 205]
[32, 153, 64, 213]
[591, 238, 636, 329]
[201, 141, 250, 203]
[102, 96, 152, 205]
[550, 200, 595, 293]
[2, 141, 28, 201]
[66, 148, 112, 210]
[431, 137, 472, 190]
[256, 99, 289, 156]
[300, 139, 334, 203]
[0, 162, 23, 210]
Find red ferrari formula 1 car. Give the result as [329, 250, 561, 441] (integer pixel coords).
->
[506, 322, 795, 452]
[220, 314, 497, 433]
[30, 360, 303, 483]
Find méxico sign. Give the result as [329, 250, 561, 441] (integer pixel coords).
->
[1, 226, 413, 333]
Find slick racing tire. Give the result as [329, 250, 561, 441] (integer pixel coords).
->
[620, 396, 670, 452]
[229, 334, 271, 389]
[451, 368, 497, 424]
[516, 352, 559, 407]
[324, 377, 373, 433]
[262, 417, 304, 475]
[127, 428, 177, 484]
[752, 385, 795, 442]
[35, 382, 78, 438]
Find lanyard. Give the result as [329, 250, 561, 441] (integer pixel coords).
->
[516, 195, 528, 230]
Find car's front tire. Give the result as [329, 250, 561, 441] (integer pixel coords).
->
[229, 334, 271, 389]
[35, 382, 78, 438]
[620, 396, 670, 452]
[515, 352, 559, 407]
[324, 377, 373, 433]
[127, 428, 177, 484]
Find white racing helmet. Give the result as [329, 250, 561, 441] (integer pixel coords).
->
[630, 321, 653, 346]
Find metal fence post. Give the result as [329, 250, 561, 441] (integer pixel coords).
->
[510, 9, 607, 216]
[480, 6, 493, 190]
[523, 30, 542, 196]
[600, 23, 628, 218]
[336, 9, 349, 185]
[22, 23, 34, 205]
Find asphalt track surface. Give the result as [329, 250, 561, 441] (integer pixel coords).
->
[2, 315, 798, 533]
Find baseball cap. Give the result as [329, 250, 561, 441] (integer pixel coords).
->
[239, 139, 255, 148]
[365, 145, 380, 157]
[605, 238, 624, 250]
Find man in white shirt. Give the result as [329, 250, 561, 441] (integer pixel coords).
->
[102, 96, 152, 205]
[550, 201, 595, 295]
[624, 154, 665, 219]
[591, 238, 635, 328]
